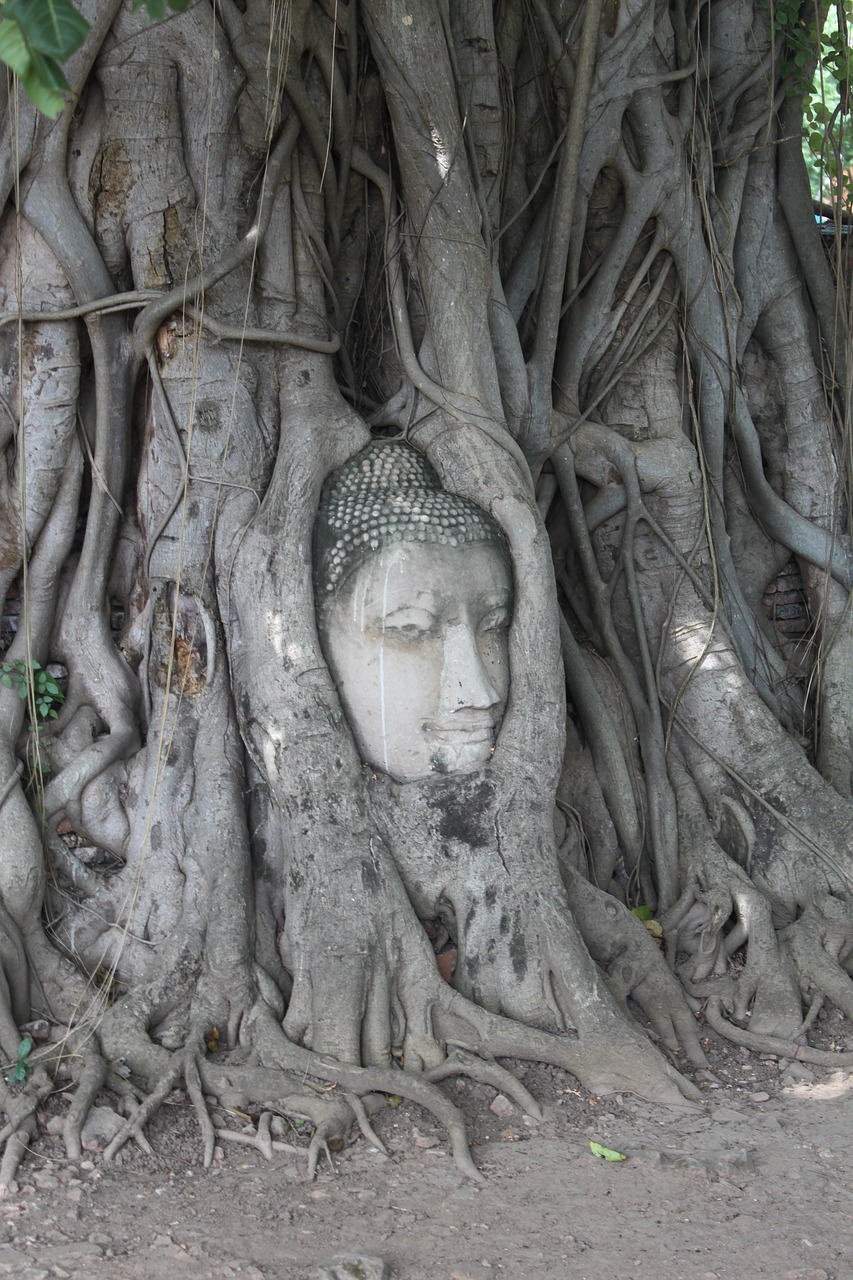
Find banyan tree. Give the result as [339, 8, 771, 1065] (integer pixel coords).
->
[0, 0, 851, 1184]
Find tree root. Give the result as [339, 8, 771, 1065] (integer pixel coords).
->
[426, 1048, 543, 1120]
[0, 1067, 54, 1193]
[214, 1112, 301, 1161]
[102, 1041, 211, 1165]
[705, 996, 853, 1065]
[63, 1051, 107, 1161]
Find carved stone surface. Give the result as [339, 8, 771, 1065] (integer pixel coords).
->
[315, 444, 513, 782]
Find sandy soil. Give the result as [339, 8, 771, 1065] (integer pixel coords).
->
[1, 1010, 851, 1280]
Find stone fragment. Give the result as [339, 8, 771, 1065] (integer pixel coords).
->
[780, 1062, 815, 1085]
[450, 1266, 495, 1280]
[0, 1245, 33, 1275]
[33, 1245, 103, 1264]
[711, 1106, 743, 1122]
[713, 1149, 756, 1177]
[79, 1105, 125, 1152]
[31, 1173, 59, 1190]
[488, 1094, 514, 1118]
[748, 1092, 770, 1102]
[316, 1254, 390, 1280]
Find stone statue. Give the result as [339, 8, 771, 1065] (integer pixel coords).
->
[314, 442, 513, 782]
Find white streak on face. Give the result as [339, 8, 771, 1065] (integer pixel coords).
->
[378, 548, 406, 775]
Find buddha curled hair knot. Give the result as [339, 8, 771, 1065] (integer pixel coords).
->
[314, 441, 506, 597]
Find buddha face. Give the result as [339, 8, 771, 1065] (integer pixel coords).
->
[318, 540, 512, 782]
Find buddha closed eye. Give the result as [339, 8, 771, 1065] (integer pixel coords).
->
[313, 443, 513, 782]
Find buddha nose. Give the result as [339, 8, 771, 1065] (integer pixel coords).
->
[439, 623, 501, 714]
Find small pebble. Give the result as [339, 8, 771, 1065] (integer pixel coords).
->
[748, 1092, 770, 1102]
[489, 1094, 514, 1119]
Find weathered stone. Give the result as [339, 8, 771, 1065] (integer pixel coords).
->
[315, 1254, 390, 1280]
[0, 1245, 34, 1275]
[79, 1105, 125, 1152]
[488, 1093, 514, 1118]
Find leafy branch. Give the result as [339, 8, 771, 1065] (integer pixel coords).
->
[0, 0, 191, 117]
[0, 659, 64, 721]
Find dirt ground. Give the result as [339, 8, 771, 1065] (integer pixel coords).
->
[2, 1008, 852, 1280]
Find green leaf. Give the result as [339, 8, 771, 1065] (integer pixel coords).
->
[0, 673, 12, 689]
[590, 1140, 626, 1162]
[0, 16, 32, 77]
[4, 0, 89, 59]
[5, 1063, 26, 1083]
[632, 904, 654, 921]
[17, 1037, 32, 1060]
[21, 51, 68, 117]
[131, 0, 192, 18]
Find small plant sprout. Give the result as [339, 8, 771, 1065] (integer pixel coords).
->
[5, 1037, 33, 1086]
[0, 660, 65, 721]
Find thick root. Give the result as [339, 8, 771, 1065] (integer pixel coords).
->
[705, 996, 853, 1065]
[562, 864, 708, 1066]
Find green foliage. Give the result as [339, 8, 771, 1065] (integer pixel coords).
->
[0, 0, 89, 116]
[0, 0, 191, 117]
[5, 1036, 32, 1085]
[131, 0, 192, 20]
[773, 0, 853, 207]
[0, 659, 64, 720]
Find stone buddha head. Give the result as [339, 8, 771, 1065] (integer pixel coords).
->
[314, 443, 513, 782]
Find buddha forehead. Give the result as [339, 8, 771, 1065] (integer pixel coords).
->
[313, 442, 508, 601]
[339, 539, 512, 620]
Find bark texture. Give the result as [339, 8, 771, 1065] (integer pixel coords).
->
[0, 0, 851, 1183]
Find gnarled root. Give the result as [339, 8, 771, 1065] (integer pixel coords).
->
[561, 863, 708, 1066]
[0, 1066, 54, 1194]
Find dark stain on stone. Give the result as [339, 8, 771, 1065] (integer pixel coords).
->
[428, 779, 494, 849]
[485, 886, 497, 908]
[509, 922, 527, 980]
[361, 856, 381, 893]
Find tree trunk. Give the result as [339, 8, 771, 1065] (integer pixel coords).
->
[0, 0, 851, 1183]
